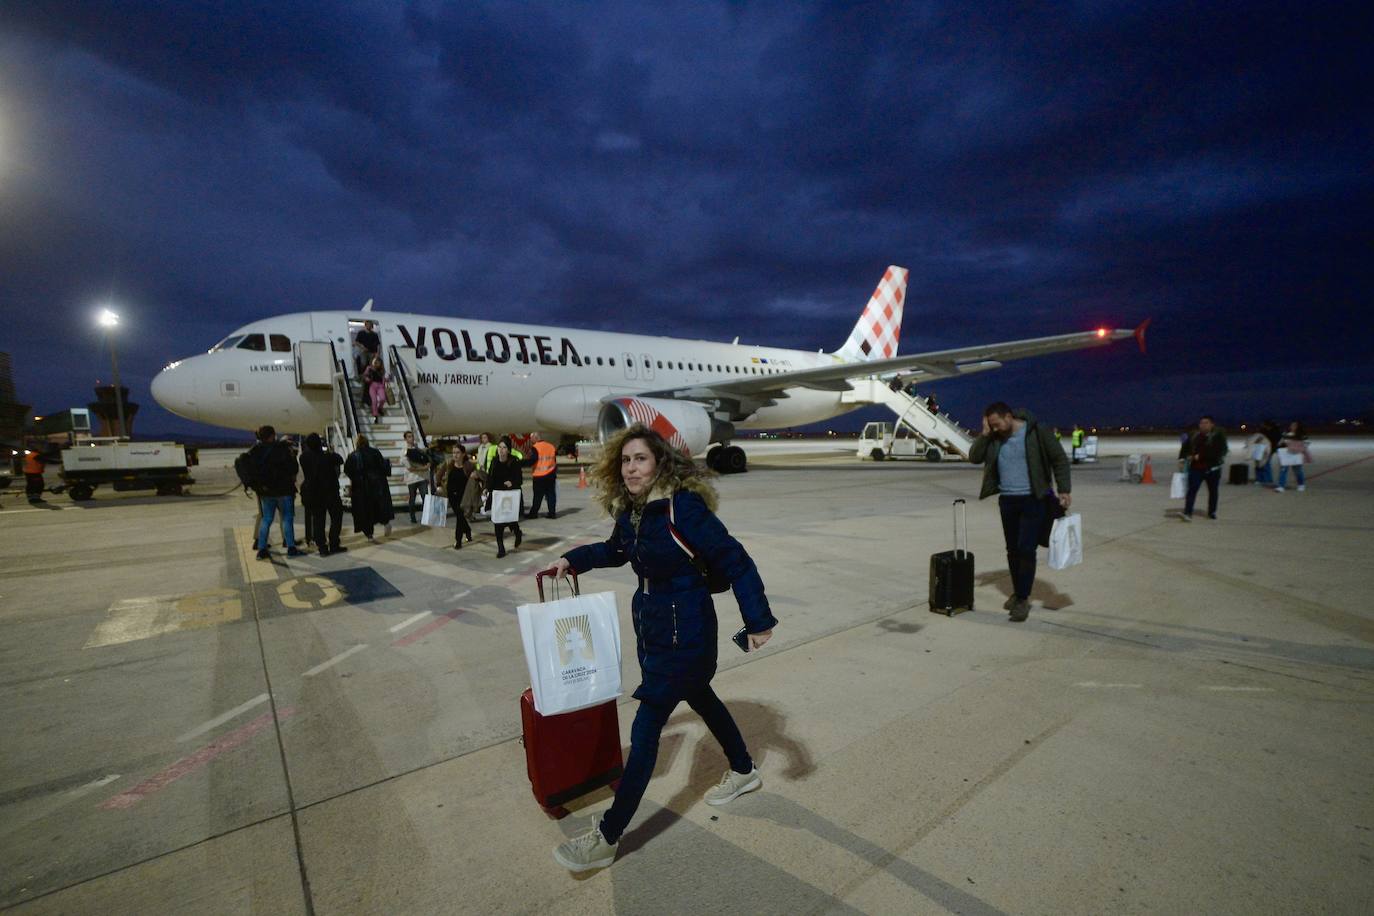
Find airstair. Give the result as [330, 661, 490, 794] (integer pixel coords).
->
[842, 378, 977, 460]
[308, 341, 429, 509]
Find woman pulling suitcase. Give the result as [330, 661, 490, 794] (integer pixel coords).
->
[544, 424, 777, 872]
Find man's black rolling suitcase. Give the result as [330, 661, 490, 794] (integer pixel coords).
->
[1229, 463, 1249, 485]
[930, 499, 974, 615]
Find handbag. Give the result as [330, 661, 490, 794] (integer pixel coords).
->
[420, 493, 449, 527]
[1048, 514, 1083, 570]
[1169, 472, 1187, 499]
[490, 489, 522, 524]
[1037, 491, 1067, 548]
[517, 576, 622, 715]
[667, 495, 732, 594]
[1278, 448, 1304, 467]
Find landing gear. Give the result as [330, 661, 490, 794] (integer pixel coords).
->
[708, 445, 748, 475]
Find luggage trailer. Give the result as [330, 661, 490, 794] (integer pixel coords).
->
[58, 439, 197, 501]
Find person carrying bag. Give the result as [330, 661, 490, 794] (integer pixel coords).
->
[543, 423, 777, 873]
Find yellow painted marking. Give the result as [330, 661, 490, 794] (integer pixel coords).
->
[85, 589, 244, 649]
[277, 575, 345, 610]
[233, 525, 280, 583]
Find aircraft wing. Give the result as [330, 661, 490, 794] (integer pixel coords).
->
[630, 324, 1147, 413]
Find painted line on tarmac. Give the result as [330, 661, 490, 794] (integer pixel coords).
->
[391, 609, 467, 647]
[389, 611, 433, 633]
[68, 774, 121, 798]
[233, 526, 281, 584]
[176, 693, 269, 742]
[1073, 681, 1143, 688]
[302, 644, 369, 676]
[99, 707, 297, 810]
[1199, 685, 1274, 692]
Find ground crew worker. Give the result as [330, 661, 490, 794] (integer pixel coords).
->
[524, 431, 558, 519]
[1071, 424, 1085, 463]
[23, 446, 45, 503]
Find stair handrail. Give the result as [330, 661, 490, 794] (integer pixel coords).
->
[387, 343, 429, 447]
[329, 340, 360, 445]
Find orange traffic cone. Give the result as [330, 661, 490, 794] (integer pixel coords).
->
[1140, 455, 1155, 484]
[577, 467, 589, 489]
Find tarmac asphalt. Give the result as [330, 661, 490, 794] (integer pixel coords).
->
[1, 438, 1372, 914]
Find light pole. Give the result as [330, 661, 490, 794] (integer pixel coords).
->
[97, 308, 127, 439]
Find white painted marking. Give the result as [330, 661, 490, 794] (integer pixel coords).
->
[67, 775, 120, 798]
[0, 506, 68, 514]
[389, 611, 433, 633]
[176, 693, 269, 742]
[1199, 685, 1275, 692]
[502, 567, 517, 574]
[1073, 681, 1143, 688]
[302, 644, 368, 677]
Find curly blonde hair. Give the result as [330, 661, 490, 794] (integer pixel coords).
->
[588, 424, 718, 516]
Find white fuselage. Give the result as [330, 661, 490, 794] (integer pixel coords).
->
[152, 310, 859, 438]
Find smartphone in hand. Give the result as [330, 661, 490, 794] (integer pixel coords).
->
[732, 627, 750, 653]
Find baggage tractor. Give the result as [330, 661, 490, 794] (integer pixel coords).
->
[929, 498, 975, 615]
[520, 571, 623, 818]
[1229, 463, 1249, 485]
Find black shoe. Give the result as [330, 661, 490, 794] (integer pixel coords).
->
[319, 548, 332, 557]
[466, 533, 474, 542]
[409, 516, 417, 524]
[1208, 513, 1217, 520]
[496, 547, 507, 558]
[513, 528, 523, 548]
[287, 547, 305, 557]
[1002, 595, 1018, 611]
[453, 540, 462, 550]
[1009, 598, 1030, 622]
[546, 513, 556, 520]
[256, 550, 270, 560]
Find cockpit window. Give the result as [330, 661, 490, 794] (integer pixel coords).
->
[269, 334, 291, 352]
[211, 335, 245, 352]
[237, 334, 267, 351]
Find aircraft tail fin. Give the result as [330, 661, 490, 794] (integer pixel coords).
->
[835, 265, 908, 362]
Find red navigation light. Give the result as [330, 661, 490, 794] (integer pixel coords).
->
[1096, 328, 1108, 338]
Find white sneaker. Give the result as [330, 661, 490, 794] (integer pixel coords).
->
[553, 820, 617, 872]
[704, 767, 762, 806]
[1273, 487, 1284, 493]
[1298, 485, 1306, 491]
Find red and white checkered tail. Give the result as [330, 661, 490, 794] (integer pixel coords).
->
[835, 265, 908, 362]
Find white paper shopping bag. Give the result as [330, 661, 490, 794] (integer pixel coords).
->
[420, 493, 449, 527]
[490, 489, 521, 524]
[1048, 513, 1083, 570]
[1169, 472, 1187, 499]
[518, 590, 623, 715]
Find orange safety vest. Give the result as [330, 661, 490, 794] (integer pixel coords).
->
[24, 451, 44, 475]
[532, 440, 557, 477]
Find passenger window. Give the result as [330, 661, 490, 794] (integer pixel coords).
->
[609, 358, 616, 367]
[269, 334, 291, 352]
[237, 334, 266, 351]
[596, 357, 604, 366]
[657, 361, 663, 369]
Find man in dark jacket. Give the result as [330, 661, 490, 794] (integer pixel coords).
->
[300, 433, 347, 556]
[969, 403, 1072, 622]
[249, 425, 302, 559]
[1178, 415, 1229, 521]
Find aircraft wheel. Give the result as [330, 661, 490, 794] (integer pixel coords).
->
[870, 448, 887, 462]
[925, 448, 943, 463]
[68, 484, 95, 502]
[706, 446, 723, 471]
[721, 446, 748, 474]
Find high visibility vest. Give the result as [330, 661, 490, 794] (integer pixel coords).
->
[1072, 430, 1084, 447]
[532, 441, 557, 477]
[24, 451, 44, 475]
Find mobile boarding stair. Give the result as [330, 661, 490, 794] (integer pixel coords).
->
[298, 340, 430, 510]
[842, 378, 976, 461]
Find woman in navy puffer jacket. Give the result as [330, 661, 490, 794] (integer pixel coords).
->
[547, 424, 777, 872]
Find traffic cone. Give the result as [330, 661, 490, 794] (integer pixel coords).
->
[1140, 455, 1155, 484]
[577, 467, 589, 489]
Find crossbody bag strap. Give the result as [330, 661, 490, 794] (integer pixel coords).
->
[666, 493, 699, 562]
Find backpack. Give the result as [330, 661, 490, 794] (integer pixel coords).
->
[234, 446, 268, 494]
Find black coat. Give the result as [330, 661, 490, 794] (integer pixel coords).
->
[300, 447, 343, 502]
[248, 441, 298, 497]
[487, 455, 523, 491]
[344, 445, 395, 529]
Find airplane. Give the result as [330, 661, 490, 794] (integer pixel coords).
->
[151, 266, 1147, 473]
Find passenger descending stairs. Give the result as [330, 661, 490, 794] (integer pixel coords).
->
[348, 378, 420, 507]
[841, 378, 977, 460]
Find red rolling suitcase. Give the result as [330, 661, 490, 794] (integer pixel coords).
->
[520, 571, 623, 819]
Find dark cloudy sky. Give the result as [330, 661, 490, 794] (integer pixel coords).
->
[2, 1, 1370, 438]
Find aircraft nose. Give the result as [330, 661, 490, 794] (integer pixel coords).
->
[151, 359, 200, 422]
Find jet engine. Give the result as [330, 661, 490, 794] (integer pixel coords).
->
[597, 397, 719, 456]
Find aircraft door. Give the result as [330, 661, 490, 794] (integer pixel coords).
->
[640, 354, 655, 381]
[622, 352, 638, 380]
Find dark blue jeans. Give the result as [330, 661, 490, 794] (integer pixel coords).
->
[998, 494, 1047, 601]
[598, 685, 752, 844]
[1185, 467, 1220, 517]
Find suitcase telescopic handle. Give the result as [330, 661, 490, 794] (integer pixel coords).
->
[536, 569, 579, 602]
[952, 498, 968, 557]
